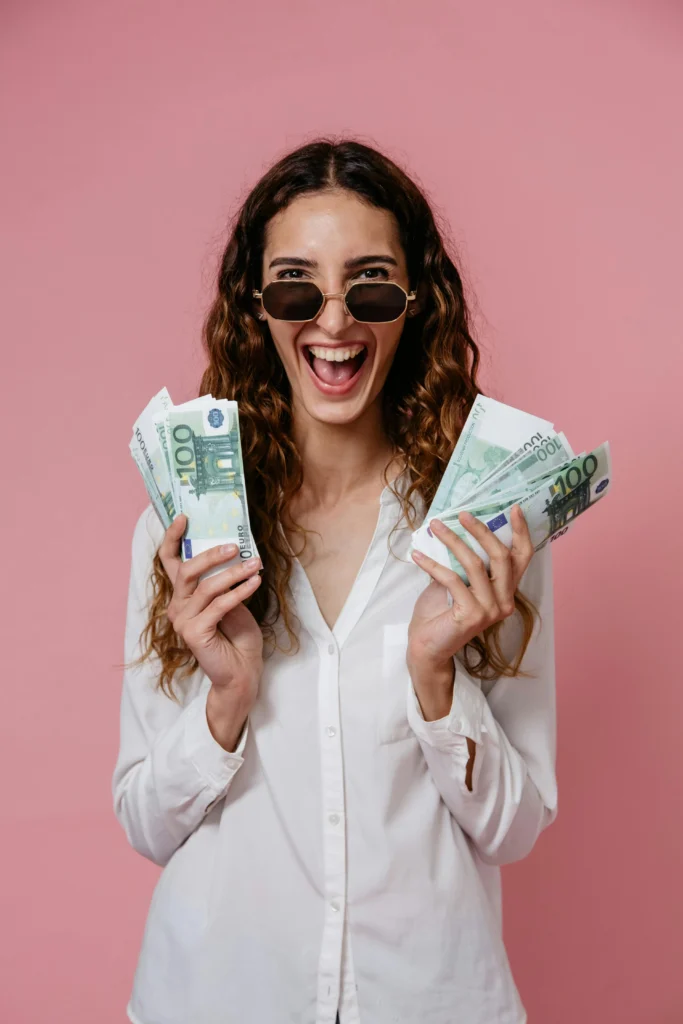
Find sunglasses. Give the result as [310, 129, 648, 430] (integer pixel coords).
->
[252, 281, 417, 324]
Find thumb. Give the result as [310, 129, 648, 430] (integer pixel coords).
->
[158, 513, 187, 579]
[169, 513, 187, 536]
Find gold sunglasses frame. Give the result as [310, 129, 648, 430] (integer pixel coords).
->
[252, 280, 417, 324]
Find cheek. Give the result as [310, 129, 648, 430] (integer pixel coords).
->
[270, 326, 302, 374]
[372, 325, 404, 376]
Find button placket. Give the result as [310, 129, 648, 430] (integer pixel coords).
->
[315, 639, 347, 1019]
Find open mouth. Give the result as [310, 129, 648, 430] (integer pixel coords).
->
[304, 344, 369, 389]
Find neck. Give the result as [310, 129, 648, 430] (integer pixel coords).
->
[291, 397, 400, 511]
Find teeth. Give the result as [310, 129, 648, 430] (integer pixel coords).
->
[307, 344, 365, 362]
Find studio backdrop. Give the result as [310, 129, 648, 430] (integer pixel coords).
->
[1, 1, 681, 1022]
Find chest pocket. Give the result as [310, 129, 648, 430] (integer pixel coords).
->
[377, 622, 414, 744]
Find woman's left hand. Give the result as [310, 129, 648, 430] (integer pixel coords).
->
[407, 505, 535, 705]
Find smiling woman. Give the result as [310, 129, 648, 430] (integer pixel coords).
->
[113, 137, 558, 1024]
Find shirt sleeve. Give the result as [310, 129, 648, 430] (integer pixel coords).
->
[111, 505, 249, 868]
[406, 541, 558, 867]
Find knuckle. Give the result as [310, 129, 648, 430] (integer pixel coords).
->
[230, 562, 251, 581]
[501, 600, 515, 618]
[459, 544, 483, 570]
[490, 541, 511, 562]
[183, 624, 199, 647]
[195, 577, 215, 599]
[172, 610, 186, 633]
[472, 609, 489, 631]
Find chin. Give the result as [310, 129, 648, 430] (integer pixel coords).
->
[300, 392, 374, 427]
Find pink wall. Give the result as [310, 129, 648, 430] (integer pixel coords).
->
[2, 1, 681, 1020]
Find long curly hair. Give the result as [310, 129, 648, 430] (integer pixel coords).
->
[136, 136, 539, 702]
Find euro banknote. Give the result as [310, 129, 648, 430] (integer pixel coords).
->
[427, 395, 557, 519]
[130, 389, 258, 577]
[129, 387, 177, 528]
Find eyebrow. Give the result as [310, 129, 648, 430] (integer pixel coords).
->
[268, 254, 399, 270]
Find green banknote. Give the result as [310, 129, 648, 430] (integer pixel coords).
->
[130, 390, 259, 579]
[427, 395, 556, 520]
[129, 386, 176, 528]
[459, 430, 575, 509]
[163, 398, 258, 570]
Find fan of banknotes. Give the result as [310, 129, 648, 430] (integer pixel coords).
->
[410, 395, 612, 584]
[130, 387, 259, 578]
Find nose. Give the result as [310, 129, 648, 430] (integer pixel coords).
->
[314, 291, 353, 333]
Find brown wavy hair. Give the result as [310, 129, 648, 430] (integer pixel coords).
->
[136, 136, 539, 702]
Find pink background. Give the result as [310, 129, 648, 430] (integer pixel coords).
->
[2, 1, 682, 1021]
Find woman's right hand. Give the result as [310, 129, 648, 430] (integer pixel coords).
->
[158, 514, 264, 711]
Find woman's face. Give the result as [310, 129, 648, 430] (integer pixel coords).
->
[259, 190, 412, 428]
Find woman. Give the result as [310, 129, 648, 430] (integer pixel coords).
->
[113, 138, 557, 1024]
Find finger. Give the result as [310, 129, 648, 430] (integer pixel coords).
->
[181, 556, 262, 622]
[173, 541, 242, 601]
[411, 547, 480, 617]
[457, 512, 515, 616]
[184, 575, 262, 643]
[429, 519, 500, 619]
[158, 514, 187, 583]
[509, 504, 535, 586]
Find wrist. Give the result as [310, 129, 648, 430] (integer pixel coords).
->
[206, 686, 252, 753]
[407, 653, 455, 723]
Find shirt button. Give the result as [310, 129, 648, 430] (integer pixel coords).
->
[327, 643, 335, 655]
[329, 813, 340, 825]
[326, 726, 337, 738]
[330, 901, 340, 912]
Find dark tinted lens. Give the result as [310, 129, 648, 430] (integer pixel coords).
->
[345, 282, 407, 323]
[261, 282, 323, 321]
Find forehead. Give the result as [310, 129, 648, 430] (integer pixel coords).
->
[263, 190, 403, 259]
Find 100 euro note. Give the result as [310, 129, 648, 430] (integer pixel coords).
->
[458, 429, 575, 511]
[412, 443, 612, 584]
[160, 397, 259, 576]
[426, 394, 557, 520]
[129, 386, 177, 528]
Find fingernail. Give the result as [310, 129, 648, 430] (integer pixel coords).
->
[459, 511, 474, 522]
[244, 556, 261, 569]
[221, 543, 238, 555]
[412, 550, 425, 560]
[429, 518, 443, 530]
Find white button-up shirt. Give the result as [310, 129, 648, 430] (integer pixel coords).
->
[113, 479, 558, 1024]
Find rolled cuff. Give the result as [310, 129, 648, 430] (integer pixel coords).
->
[408, 660, 487, 742]
[406, 662, 488, 793]
[182, 687, 249, 793]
